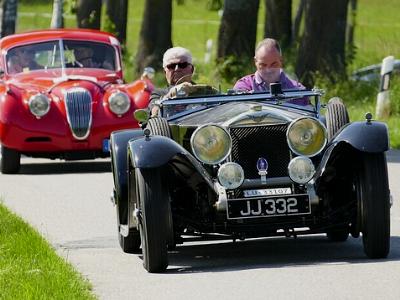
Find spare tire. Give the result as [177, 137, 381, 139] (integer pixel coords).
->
[325, 97, 350, 141]
[146, 117, 171, 138]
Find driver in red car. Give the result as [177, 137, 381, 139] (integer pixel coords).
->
[7, 46, 43, 74]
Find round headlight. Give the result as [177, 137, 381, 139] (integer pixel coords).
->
[29, 94, 50, 117]
[288, 156, 315, 184]
[218, 162, 244, 189]
[287, 117, 327, 157]
[191, 124, 231, 165]
[108, 91, 130, 115]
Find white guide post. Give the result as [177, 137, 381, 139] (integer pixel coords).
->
[376, 56, 394, 119]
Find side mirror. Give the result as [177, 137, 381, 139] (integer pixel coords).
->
[0, 68, 4, 77]
[134, 108, 150, 123]
[141, 67, 155, 80]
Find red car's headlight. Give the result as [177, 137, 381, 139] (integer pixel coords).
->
[108, 91, 130, 115]
[29, 94, 50, 118]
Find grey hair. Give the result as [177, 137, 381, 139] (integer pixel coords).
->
[162, 46, 193, 67]
[255, 38, 282, 56]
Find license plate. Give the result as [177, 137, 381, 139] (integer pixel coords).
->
[102, 139, 110, 153]
[243, 187, 292, 197]
[227, 194, 310, 219]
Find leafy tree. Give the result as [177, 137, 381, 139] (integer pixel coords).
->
[0, 0, 17, 37]
[217, 0, 259, 81]
[218, 0, 259, 59]
[136, 0, 172, 73]
[51, 0, 64, 29]
[295, 0, 349, 87]
[76, 0, 101, 29]
[104, 0, 128, 44]
[292, 0, 305, 43]
[264, 0, 292, 50]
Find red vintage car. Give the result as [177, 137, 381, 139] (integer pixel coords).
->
[0, 29, 153, 174]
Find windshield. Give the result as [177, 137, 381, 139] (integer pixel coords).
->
[6, 40, 117, 74]
[160, 88, 319, 119]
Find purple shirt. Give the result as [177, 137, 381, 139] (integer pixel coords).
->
[233, 71, 309, 106]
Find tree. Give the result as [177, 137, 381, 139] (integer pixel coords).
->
[136, 0, 173, 73]
[295, 0, 349, 87]
[217, 0, 260, 60]
[51, 0, 64, 29]
[76, 0, 102, 29]
[292, 0, 305, 43]
[264, 0, 292, 50]
[0, 0, 17, 38]
[105, 0, 128, 45]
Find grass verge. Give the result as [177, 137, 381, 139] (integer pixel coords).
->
[0, 202, 96, 300]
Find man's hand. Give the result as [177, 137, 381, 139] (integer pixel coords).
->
[163, 82, 193, 99]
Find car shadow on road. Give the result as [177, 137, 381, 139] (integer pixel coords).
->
[18, 160, 111, 174]
[164, 235, 400, 274]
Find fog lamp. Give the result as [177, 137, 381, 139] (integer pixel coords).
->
[218, 162, 244, 189]
[288, 156, 315, 184]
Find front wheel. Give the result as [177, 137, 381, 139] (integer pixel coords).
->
[357, 153, 390, 258]
[325, 97, 349, 141]
[137, 167, 172, 273]
[0, 145, 21, 174]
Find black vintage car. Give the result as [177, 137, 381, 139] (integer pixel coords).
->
[110, 85, 391, 273]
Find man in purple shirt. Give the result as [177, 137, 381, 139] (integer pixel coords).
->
[233, 38, 309, 106]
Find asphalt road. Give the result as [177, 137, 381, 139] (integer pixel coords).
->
[1, 151, 399, 300]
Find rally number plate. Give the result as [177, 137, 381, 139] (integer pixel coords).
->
[227, 194, 311, 219]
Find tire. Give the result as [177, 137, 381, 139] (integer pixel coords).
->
[146, 117, 171, 138]
[0, 145, 21, 174]
[357, 153, 390, 258]
[136, 167, 172, 273]
[325, 97, 350, 141]
[326, 229, 349, 242]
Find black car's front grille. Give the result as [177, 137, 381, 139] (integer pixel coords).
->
[230, 124, 291, 179]
[65, 88, 92, 139]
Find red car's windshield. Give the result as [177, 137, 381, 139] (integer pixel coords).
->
[6, 40, 117, 75]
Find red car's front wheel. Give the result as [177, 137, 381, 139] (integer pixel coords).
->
[0, 145, 21, 174]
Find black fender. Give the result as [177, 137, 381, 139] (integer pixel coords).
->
[333, 120, 389, 153]
[315, 120, 389, 181]
[128, 135, 215, 189]
[110, 128, 143, 223]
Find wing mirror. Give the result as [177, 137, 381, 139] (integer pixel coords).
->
[141, 67, 155, 80]
[134, 108, 150, 124]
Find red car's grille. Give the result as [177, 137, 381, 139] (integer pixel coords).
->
[64, 88, 92, 140]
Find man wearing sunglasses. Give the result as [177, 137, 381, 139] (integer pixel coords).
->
[149, 46, 195, 117]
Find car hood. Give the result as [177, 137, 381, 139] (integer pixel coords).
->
[171, 101, 315, 127]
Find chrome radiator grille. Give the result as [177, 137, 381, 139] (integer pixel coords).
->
[64, 88, 92, 139]
[230, 124, 291, 179]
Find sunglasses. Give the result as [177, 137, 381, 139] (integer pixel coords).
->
[166, 62, 191, 70]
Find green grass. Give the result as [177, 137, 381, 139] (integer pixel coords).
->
[0, 202, 96, 300]
[16, 0, 400, 148]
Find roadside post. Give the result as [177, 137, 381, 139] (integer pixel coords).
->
[376, 55, 394, 119]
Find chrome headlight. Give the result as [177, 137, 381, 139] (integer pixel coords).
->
[287, 117, 327, 157]
[191, 124, 231, 165]
[218, 162, 244, 189]
[29, 94, 50, 118]
[288, 156, 315, 184]
[108, 91, 130, 115]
